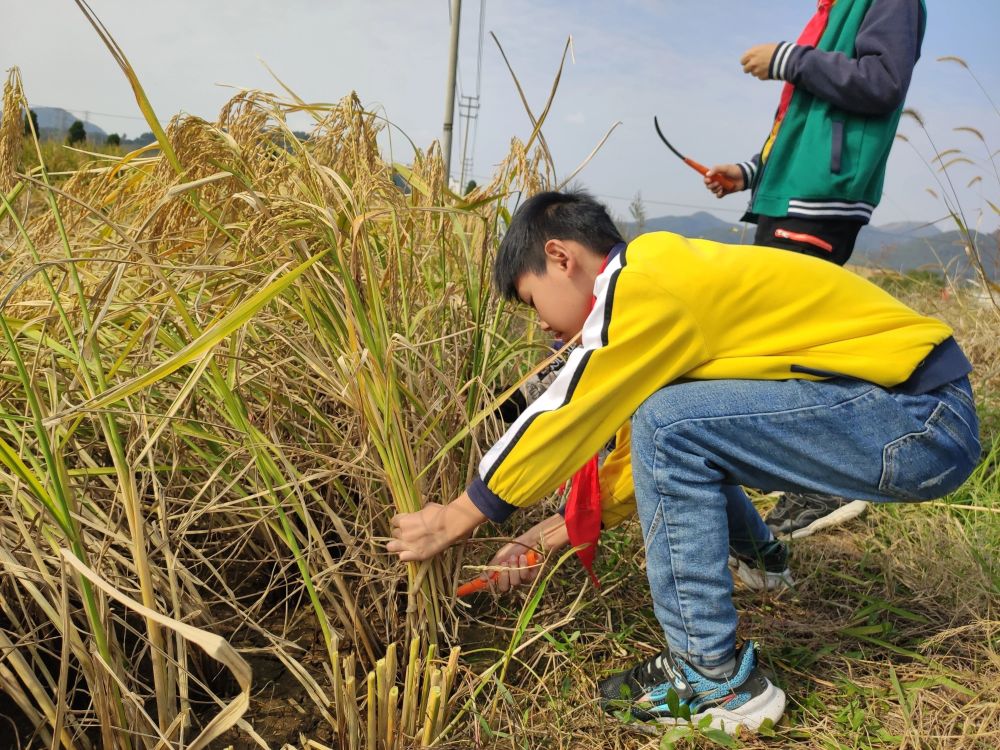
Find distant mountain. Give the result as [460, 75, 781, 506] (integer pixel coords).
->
[33, 107, 107, 139]
[874, 220, 942, 239]
[856, 227, 999, 279]
[629, 212, 999, 279]
[641, 211, 755, 244]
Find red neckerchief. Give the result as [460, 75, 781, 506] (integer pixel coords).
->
[563, 254, 610, 587]
[764, 0, 834, 161]
[778, 0, 834, 118]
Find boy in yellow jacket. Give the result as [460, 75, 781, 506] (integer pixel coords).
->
[385, 191, 979, 732]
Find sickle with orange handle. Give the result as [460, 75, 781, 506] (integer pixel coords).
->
[654, 116, 737, 192]
[455, 549, 540, 597]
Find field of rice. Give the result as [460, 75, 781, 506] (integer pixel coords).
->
[0, 10, 997, 750]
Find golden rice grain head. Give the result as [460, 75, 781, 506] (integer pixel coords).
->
[0, 67, 26, 194]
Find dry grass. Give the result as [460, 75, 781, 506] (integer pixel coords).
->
[0, 61, 553, 748]
[440, 287, 998, 750]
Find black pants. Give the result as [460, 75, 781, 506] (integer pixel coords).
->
[754, 215, 862, 267]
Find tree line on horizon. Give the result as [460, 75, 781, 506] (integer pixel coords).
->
[22, 107, 135, 147]
[20, 107, 312, 150]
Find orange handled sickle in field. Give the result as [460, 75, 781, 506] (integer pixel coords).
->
[456, 549, 540, 597]
[654, 116, 737, 192]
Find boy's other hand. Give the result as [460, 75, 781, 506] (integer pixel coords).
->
[705, 165, 745, 197]
[741, 43, 779, 80]
[482, 512, 570, 593]
[487, 547, 540, 593]
[386, 493, 487, 562]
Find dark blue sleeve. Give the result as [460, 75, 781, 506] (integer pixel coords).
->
[770, 0, 924, 116]
[467, 476, 518, 522]
[737, 153, 761, 190]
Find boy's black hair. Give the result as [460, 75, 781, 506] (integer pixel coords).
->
[493, 190, 624, 301]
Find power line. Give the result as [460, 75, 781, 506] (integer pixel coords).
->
[57, 107, 146, 122]
[457, 0, 485, 189]
[469, 0, 485, 181]
[475, 0, 485, 97]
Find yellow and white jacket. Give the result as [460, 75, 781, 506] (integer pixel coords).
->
[467, 232, 967, 527]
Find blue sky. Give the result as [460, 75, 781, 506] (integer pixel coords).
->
[3, 1, 998, 231]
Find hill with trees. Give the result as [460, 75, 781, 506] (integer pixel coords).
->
[631, 211, 999, 279]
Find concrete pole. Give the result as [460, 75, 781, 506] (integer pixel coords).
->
[442, 0, 462, 184]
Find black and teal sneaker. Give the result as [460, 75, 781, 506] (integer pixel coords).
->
[597, 642, 785, 733]
[728, 539, 794, 592]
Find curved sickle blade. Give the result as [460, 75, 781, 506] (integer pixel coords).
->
[653, 116, 687, 162]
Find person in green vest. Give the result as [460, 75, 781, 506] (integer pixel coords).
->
[705, 0, 927, 540]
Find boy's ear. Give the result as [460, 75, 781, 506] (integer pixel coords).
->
[543, 239, 572, 272]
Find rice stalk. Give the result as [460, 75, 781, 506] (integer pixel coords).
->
[0, 4, 560, 745]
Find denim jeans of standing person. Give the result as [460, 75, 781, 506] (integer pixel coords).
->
[630, 375, 981, 670]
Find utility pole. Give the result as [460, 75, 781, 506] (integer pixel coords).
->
[458, 94, 479, 190]
[442, 0, 462, 184]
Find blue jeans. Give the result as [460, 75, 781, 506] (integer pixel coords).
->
[630, 376, 980, 669]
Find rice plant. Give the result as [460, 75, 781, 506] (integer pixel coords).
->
[0, 10, 556, 741]
[6, 6, 993, 748]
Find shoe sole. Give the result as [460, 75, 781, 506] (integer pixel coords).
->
[727, 557, 794, 592]
[775, 500, 869, 540]
[650, 681, 787, 733]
